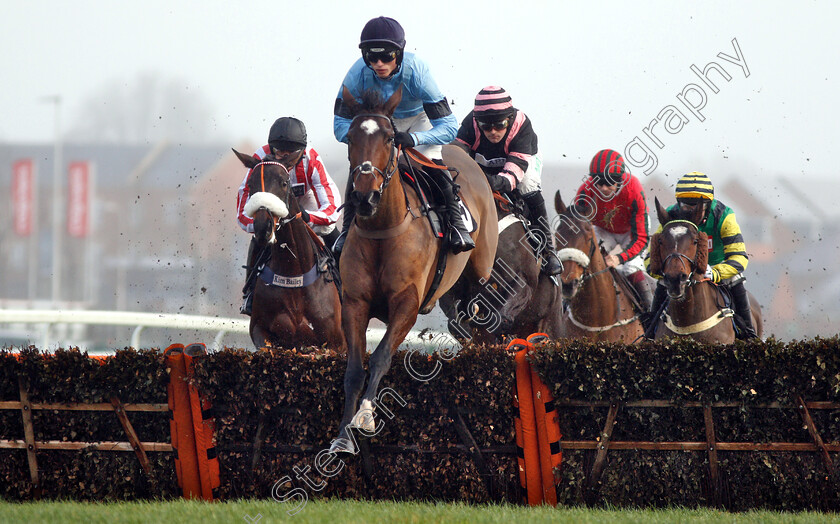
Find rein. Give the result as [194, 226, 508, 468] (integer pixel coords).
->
[403, 146, 455, 174]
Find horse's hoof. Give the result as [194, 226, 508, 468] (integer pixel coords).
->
[350, 400, 376, 433]
[328, 437, 356, 455]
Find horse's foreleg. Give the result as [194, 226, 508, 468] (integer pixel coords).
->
[331, 298, 369, 454]
[355, 288, 419, 432]
[249, 320, 268, 351]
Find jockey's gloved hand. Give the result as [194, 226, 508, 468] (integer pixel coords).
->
[488, 174, 512, 193]
[394, 132, 415, 148]
[704, 264, 717, 282]
[299, 209, 310, 223]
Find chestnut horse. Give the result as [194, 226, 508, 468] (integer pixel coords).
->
[553, 191, 645, 343]
[234, 150, 345, 351]
[330, 87, 497, 454]
[441, 193, 563, 343]
[647, 198, 763, 343]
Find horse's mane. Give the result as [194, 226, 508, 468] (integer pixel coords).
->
[351, 89, 388, 116]
[668, 205, 691, 223]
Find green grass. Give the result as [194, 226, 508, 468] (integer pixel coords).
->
[0, 499, 838, 524]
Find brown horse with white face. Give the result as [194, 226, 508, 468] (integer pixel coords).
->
[234, 150, 345, 351]
[648, 198, 763, 343]
[553, 191, 645, 343]
[330, 87, 498, 454]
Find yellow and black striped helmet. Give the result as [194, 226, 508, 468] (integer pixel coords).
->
[675, 171, 714, 200]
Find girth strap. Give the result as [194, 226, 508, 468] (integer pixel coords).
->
[566, 308, 639, 333]
[663, 308, 734, 335]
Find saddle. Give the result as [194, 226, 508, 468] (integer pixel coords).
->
[717, 284, 752, 338]
[494, 191, 552, 272]
[399, 161, 446, 239]
[609, 266, 646, 315]
[397, 162, 451, 314]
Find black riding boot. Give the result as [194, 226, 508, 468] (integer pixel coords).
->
[321, 228, 340, 254]
[632, 276, 654, 312]
[240, 237, 258, 316]
[332, 177, 356, 259]
[433, 160, 475, 254]
[522, 191, 563, 276]
[643, 282, 669, 339]
[729, 279, 758, 340]
[632, 275, 654, 326]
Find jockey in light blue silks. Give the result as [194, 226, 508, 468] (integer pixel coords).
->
[332, 16, 474, 256]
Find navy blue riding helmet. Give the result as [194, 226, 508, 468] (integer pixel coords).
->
[359, 16, 406, 71]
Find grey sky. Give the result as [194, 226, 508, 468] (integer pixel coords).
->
[1, 0, 838, 182]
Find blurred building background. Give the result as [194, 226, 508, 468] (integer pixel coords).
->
[1, 141, 838, 349]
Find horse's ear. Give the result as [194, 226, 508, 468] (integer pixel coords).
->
[554, 190, 567, 214]
[233, 148, 258, 169]
[695, 231, 710, 274]
[384, 85, 403, 116]
[341, 85, 360, 113]
[655, 197, 670, 226]
[647, 233, 662, 276]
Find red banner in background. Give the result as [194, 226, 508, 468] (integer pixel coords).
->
[12, 159, 34, 236]
[67, 161, 90, 238]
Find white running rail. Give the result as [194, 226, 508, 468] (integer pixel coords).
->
[0, 309, 460, 353]
[0, 309, 250, 351]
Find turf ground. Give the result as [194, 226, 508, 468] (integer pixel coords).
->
[1, 500, 838, 524]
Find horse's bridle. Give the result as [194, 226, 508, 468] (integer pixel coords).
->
[661, 220, 708, 294]
[348, 113, 400, 196]
[252, 161, 297, 232]
[561, 235, 610, 289]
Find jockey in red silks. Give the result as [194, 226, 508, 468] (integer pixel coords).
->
[573, 149, 653, 314]
[454, 86, 563, 276]
[235, 117, 341, 315]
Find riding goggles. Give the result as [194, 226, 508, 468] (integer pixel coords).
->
[477, 119, 509, 131]
[677, 197, 707, 207]
[591, 173, 622, 186]
[364, 47, 398, 64]
[270, 146, 304, 165]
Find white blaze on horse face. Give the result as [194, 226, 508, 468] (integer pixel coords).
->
[360, 119, 379, 135]
[669, 225, 689, 241]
